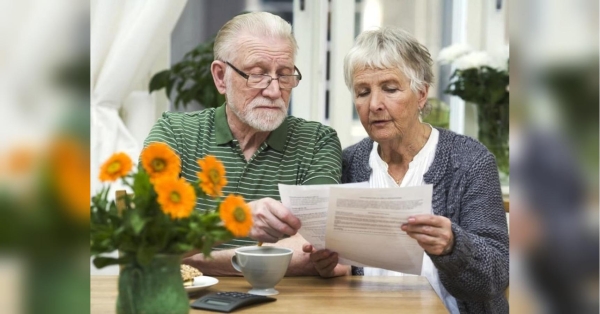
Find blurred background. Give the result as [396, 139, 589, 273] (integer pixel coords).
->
[0, 0, 597, 313]
[0, 0, 90, 313]
[510, 0, 599, 313]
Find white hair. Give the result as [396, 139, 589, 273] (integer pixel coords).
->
[344, 27, 434, 96]
[214, 12, 298, 62]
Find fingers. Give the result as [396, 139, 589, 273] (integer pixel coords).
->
[249, 198, 301, 242]
[401, 223, 440, 237]
[308, 249, 332, 263]
[248, 228, 280, 243]
[259, 212, 297, 237]
[315, 255, 338, 277]
[262, 227, 284, 241]
[309, 249, 339, 277]
[400, 214, 451, 238]
[404, 232, 448, 255]
[254, 198, 300, 234]
[302, 243, 314, 253]
[264, 198, 302, 231]
[405, 214, 446, 227]
[304, 246, 344, 277]
[404, 232, 438, 245]
[401, 214, 454, 256]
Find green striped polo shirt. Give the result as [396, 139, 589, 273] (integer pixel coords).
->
[143, 105, 342, 250]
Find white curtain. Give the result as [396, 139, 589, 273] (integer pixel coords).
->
[90, 0, 187, 196]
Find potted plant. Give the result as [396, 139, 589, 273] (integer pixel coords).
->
[149, 36, 225, 110]
[91, 143, 253, 314]
[438, 44, 509, 176]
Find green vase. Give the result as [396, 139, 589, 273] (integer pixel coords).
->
[116, 254, 189, 314]
[476, 102, 509, 180]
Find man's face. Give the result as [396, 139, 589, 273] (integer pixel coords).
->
[225, 35, 295, 132]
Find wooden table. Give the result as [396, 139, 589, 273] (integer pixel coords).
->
[91, 275, 446, 313]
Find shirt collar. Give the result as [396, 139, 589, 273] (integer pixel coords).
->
[266, 117, 288, 152]
[215, 104, 233, 145]
[214, 104, 288, 152]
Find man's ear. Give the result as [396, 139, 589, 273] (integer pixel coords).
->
[211, 61, 227, 95]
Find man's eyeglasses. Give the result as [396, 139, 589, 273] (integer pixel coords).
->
[224, 61, 302, 90]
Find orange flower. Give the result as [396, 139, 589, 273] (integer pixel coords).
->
[154, 177, 196, 219]
[197, 155, 227, 197]
[219, 194, 252, 237]
[99, 152, 133, 182]
[141, 142, 181, 181]
[50, 138, 90, 222]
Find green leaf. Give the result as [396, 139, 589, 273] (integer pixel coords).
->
[129, 211, 146, 236]
[132, 171, 154, 210]
[201, 239, 214, 256]
[166, 78, 176, 99]
[174, 93, 183, 110]
[173, 243, 193, 253]
[93, 257, 121, 269]
[149, 70, 171, 93]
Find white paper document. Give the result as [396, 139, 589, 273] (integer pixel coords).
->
[278, 183, 368, 250]
[278, 184, 432, 275]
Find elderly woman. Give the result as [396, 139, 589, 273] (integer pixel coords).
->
[304, 28, 508, 313]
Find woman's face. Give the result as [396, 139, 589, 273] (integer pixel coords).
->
[352, 68, 427, 143]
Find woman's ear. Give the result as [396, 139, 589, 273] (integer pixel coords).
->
[417, 85, 430, 109]
[211, 61, 227, 94]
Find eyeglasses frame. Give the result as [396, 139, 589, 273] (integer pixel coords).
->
[223, 61, 302, 89]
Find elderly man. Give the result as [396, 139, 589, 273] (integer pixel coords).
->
[143, 12, 348, 277]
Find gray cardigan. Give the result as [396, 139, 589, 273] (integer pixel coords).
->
[342, 128, 508, 314]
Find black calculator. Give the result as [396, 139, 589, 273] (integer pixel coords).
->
[190, 291, 276, 313]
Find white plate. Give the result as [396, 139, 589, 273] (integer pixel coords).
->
[185, 276, 218, 293]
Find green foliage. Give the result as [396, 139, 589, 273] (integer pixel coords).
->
[149, 36, 225, 110]
[444, 66, 509, 106]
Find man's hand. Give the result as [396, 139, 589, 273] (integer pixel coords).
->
[248, 198, 301, 243]
[302, 244, 350, 278]
[401, 214, 454, 256]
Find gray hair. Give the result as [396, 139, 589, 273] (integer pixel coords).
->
[344, 27, 434, 112]
[214, 12, 298, 62]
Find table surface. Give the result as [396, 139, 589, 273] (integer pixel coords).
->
[91, 275, 447, 313]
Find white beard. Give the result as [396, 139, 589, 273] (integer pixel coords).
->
[225, 82, 287, 131]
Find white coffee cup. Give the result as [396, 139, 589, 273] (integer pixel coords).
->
[231, 246, 293, 295]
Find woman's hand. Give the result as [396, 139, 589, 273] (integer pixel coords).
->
[302, 244, 350, 278]
[401, 214, 455, 256]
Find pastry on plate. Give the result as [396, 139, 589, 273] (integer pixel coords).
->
[181, 264, 203, 287]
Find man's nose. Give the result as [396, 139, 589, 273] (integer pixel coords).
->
[261, 79, 282, 100]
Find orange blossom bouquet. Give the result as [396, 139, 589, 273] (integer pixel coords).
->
[90, 142, 252, 268]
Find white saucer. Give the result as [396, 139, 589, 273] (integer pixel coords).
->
[185, 276, 218, 293]
[248, 288, 279, 296]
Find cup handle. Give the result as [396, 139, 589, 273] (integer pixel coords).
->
[231, 255, 242, 272]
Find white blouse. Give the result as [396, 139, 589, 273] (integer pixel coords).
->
[363, 126, 459, 313]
